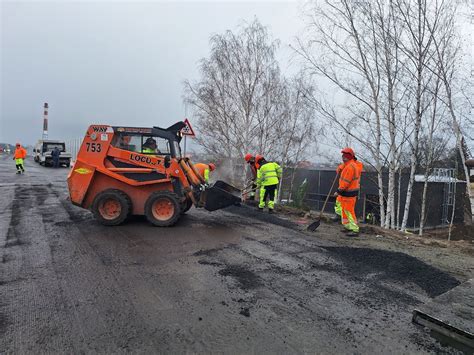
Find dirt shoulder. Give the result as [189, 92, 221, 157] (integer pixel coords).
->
[275, 205, 474, 282]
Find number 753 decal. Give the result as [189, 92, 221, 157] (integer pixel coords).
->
[86, 142, 102, 152]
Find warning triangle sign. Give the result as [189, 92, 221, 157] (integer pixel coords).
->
[181, 118, 196, 136]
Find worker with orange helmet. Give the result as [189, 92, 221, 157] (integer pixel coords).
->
[334, 147, 363, 236]
[13, 142, 27, 174]
[244, 153, 257, 180]
[194, 162, 216, 184]
[244, 153, 258, 200]
[255, 155, 282, 213]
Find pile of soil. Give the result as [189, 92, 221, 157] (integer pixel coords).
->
[324, 246, 460, 297]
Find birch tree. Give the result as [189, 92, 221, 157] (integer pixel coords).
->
[184, 19, 318, 186]
[424, 1, 473, 223]
[394, 0, 444, 231]
[184, 19, 283, 160]
[295, 0, 411, 228]
[418, 75, 446, 235]
[274, 74, 319, 200]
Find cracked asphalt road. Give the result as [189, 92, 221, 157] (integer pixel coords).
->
[0, 155, 465, 353]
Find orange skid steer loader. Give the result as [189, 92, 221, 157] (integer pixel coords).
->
[67, 122, 240, 226]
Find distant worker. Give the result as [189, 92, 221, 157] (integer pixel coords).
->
[52, 147, 61, 168]
[334, 147, 363, 236]
[255, 155, 282, 213]
[244, 153, 258, 200]
[142, 137, 161, 154]
[366, 212, 375, 224]
[194, 162, 216, 184]
[13, 143, 27, 174]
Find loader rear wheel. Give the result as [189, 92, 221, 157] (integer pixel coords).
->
[145, 191, 181, 227]
[92, 189, 131, 226]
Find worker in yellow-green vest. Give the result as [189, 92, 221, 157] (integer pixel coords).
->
[142, 137, 161, 155]
[13, 143, 27, 174]
[194, 163, 216, 184]
[255, 155, 282, 213]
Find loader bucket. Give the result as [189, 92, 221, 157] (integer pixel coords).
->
[203, 180, 241, 211]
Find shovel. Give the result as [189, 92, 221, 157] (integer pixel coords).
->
[307, 173, 339, 232]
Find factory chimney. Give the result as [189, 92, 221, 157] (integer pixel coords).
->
[42, 103, 48, 140]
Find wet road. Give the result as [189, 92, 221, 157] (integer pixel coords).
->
[0, 155, 461, 353]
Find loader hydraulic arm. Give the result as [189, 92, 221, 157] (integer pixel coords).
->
[179, 158, 206, 186]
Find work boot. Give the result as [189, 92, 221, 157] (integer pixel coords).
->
[268, 209, 274, 214]
[16, 171, 21, 174]
[346, 231, 359, 237]
[258, 208, 264, 212]
[331, 215, 340, 222]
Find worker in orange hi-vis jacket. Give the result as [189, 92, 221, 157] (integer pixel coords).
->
[244, 153, 258, 201]
[13, 143, 27, 174]
[334, 147, 363, 236]
[194, 162, 216, 184]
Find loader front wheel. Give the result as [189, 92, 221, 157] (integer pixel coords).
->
[145, 192, 181, 227]
[181, 198, 193, 214]
[92, 189, 131, 226]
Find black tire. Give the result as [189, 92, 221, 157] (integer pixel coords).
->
[92, 189, 131, 226]
[144, 191, 181, 227]
[181, 198, 193, 214]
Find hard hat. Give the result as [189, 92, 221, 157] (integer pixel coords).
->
[208, 163, 216, 171]
[341, 147, 355, 157]
[255, 154, 264, 163]
[15, 143, 20, 147]
[244, 153, 253, 162]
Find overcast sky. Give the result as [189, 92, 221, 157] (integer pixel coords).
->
[1, 0, 306, 146]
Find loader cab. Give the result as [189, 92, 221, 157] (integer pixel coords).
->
[111, 126, 182, 159]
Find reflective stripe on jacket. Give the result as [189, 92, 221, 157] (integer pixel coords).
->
[257, 162, 282, 186]
[142, 147, 155, 154]
[338, 159, 361, 197]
